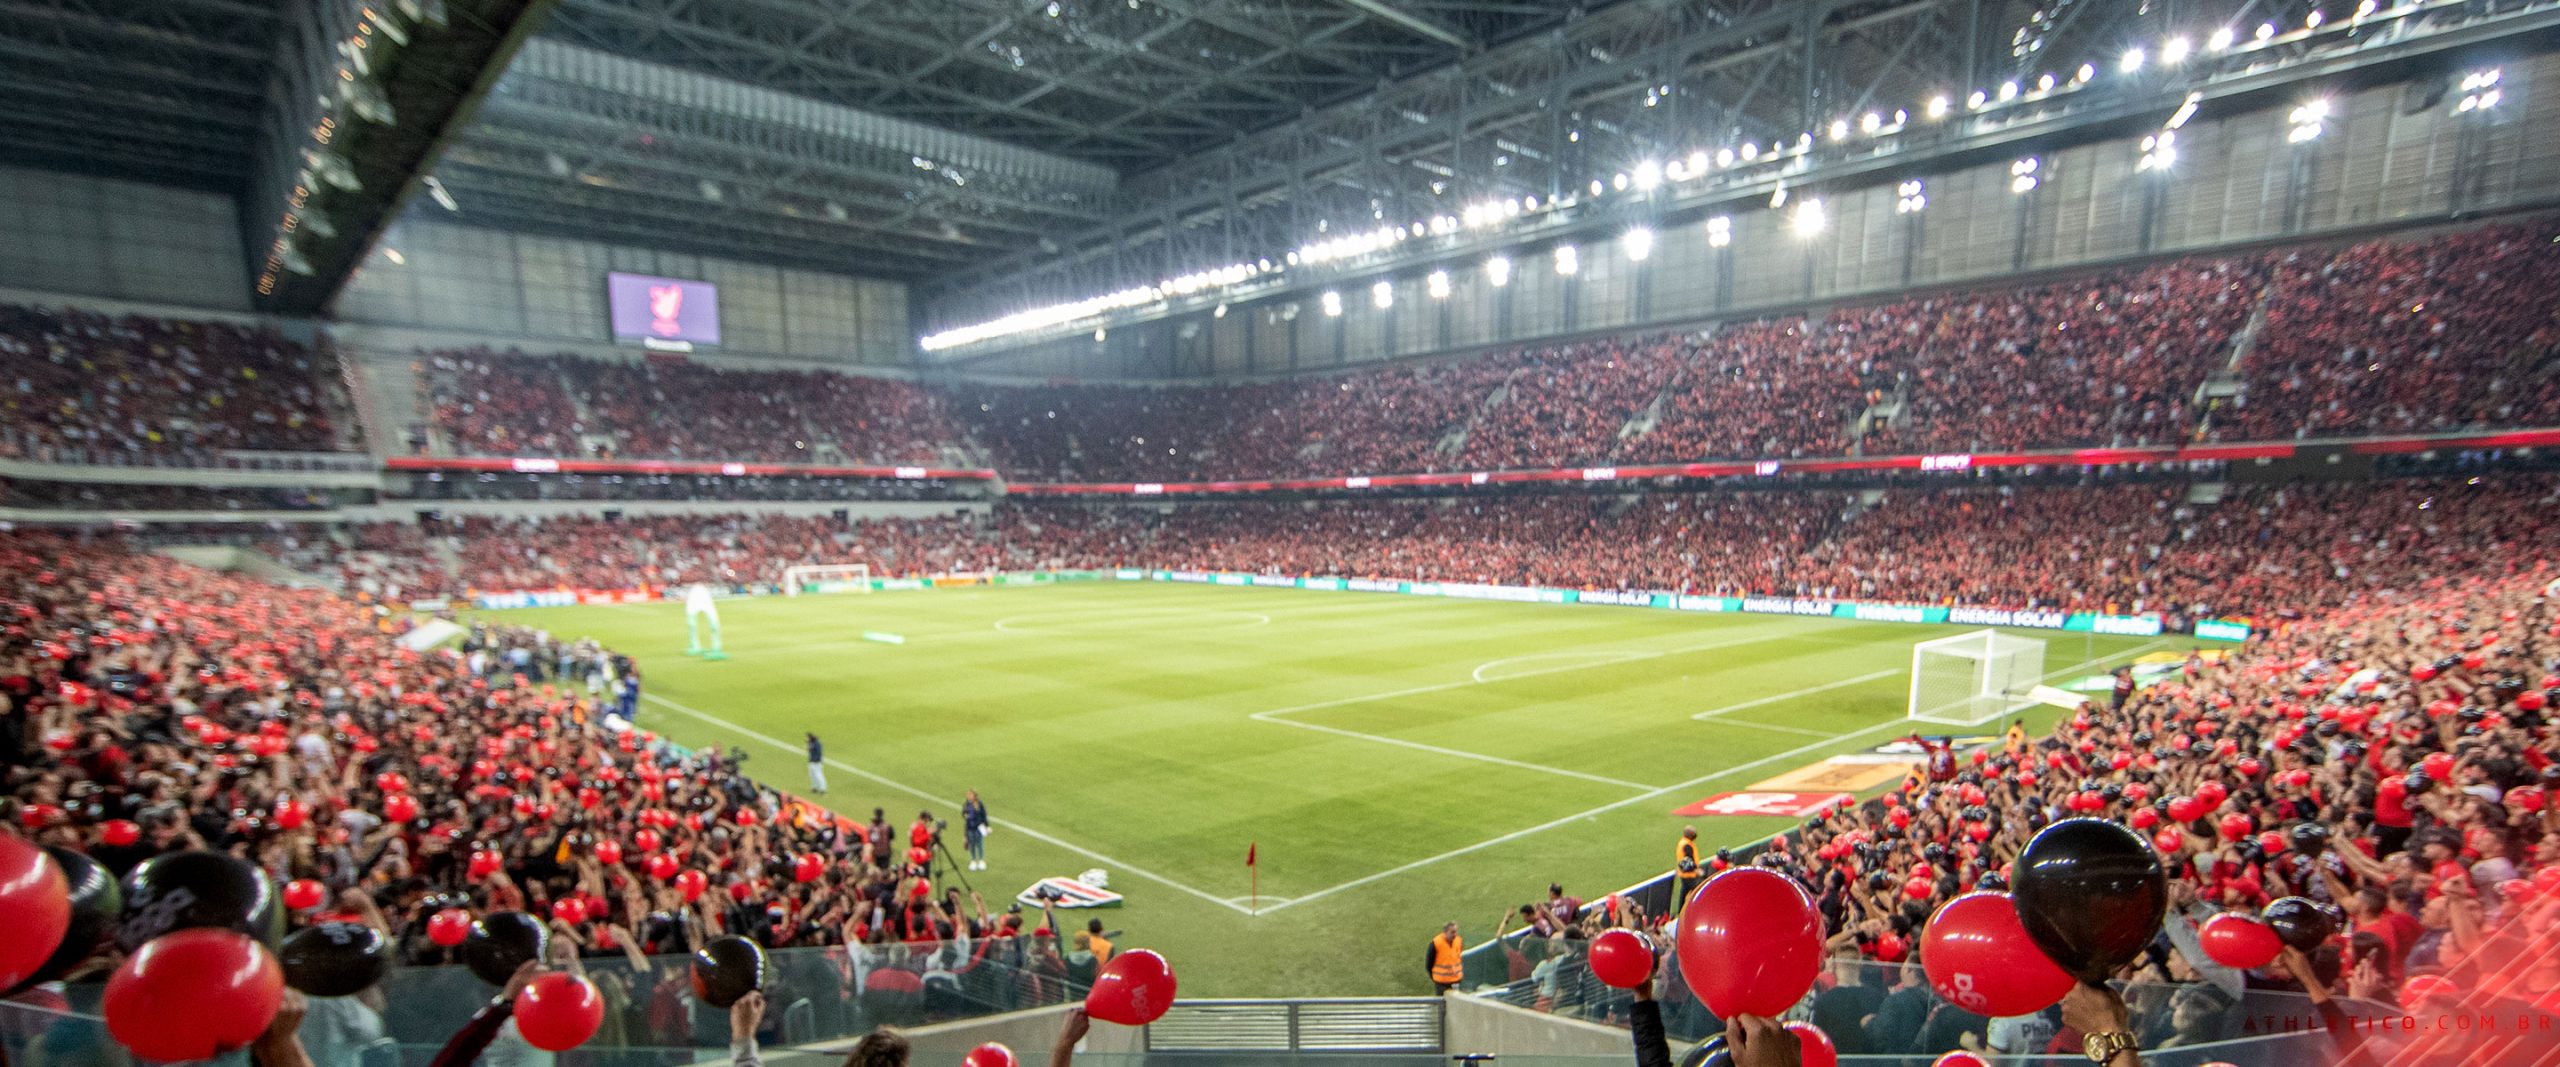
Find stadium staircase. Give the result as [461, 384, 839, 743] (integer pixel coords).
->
[2191, 288, 2274, 440]
[341, 352, 426, 458]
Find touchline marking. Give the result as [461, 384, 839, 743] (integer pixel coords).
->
[1688, 667, 1905, 721]
[1700, 719, 1840, 738]
[1471, 651, 1652, 683]
[638, 691, 1256, 916]
[1257, 638, 2170, 912]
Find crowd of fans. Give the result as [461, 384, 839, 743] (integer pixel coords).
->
[325, 474, 2557, 626]
[2216, 225, 2560, 441]
[419, 350, 962, 466]
[1551, 557, 2560, 1061]
[0, 304, 345, 462]
[0, 531, 1093, 1057]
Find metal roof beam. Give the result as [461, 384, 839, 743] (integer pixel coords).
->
[1331, 0, 1475, 51]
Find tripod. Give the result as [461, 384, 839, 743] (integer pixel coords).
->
[929, 832, 975, 896]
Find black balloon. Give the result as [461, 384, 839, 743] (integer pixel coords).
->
[2010, 818, 2168, 984]
[281, 922, 391, 997]
[2263, 896, 2335, 951]
[5, 847, 120, 995]
[117, 850, 280, 951]
[1976, 871, 2008, 891]
[2403, 772, 2435, 796]
[462, 911, 549, 986]
[690, 935, 765, 1008]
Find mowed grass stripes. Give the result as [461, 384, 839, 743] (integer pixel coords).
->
[485, 583, 2178, 996]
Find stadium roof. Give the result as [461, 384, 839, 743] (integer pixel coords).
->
[0, 0, 2417, 318]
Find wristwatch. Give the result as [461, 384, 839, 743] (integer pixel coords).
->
[2082, 1030, 2138, 1063]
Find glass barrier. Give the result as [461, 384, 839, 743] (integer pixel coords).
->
[1469, 956, 2370, 1065]
[348, 940, 1088, 1058]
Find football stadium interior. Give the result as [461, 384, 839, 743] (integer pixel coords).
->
[3, 1, 2559, 1065]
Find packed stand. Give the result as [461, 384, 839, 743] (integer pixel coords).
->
[0, 304, 346, 462]
[2218, 223, 2560, 440]
[420, 349, 962, 466]
[358, 472, 2556, 623]
[1880, 257, 2269, 453]
[0, 532, 1090, 1054]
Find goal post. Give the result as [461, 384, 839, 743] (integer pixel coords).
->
[1908, 629, 2046, 726]
[781, 563, 873, 596]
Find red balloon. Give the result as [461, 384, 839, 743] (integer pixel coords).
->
[676, 869, 708, 902]
[552, 897, 587, 925]
[578, 788, 602, 811]
[273, 799, 309, 831]
[2166, 796, 2203, 823]
[1586, 928, 1654, 989]
[1786, 1022, 1838, 1067]
[284, 879, 327, 911]
[1920, 893, 2074, 1017]
[2256, 831, 2287, 855]
[104, 928, 282, 1063]
[1904, 877, 1934, 901]
[2196, 782, 2228, 807]
[1677, 868, 1822, 1018]
[2237, 758, 2264, 778]
[910, 879, 933, 900]
[514, 973, 605, 1051]
[0, 835, 70, 990]
[100, 819, 141, 847]
[965, 1044, 1019, 1067]
[384, 794, 420, 823]
[428, 907, 473, 947]
[794, 853, 825, 883]
[633, 829, 662, 853]
[908, 846, 933, 869]
[2129, 808, 2159, 830]
[1932, 1053, 1991, 1067]
[2198, 913, 2284, 970]
[2153, 828, 2183, 853]
[2421, 752, 2456, 781]
[648, 854, 681, 881]
[595, 841, 624, 866]
[1086, 949, 1177, 1025]
[2218, 813, 2253, 841]
[376, 772, 409, 795]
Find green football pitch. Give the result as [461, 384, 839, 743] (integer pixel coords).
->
[483, 582, 2184, 996]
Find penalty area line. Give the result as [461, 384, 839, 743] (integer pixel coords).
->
[637, 692, 1256, 916]
[1259, 637, 2172, 913]
[1688, 667, 1905, 721]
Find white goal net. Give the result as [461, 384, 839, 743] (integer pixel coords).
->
[1908, 629, 2045, 726]
[782, 564, 873, 596]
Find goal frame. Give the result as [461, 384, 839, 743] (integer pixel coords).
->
[782, 563, 873, 596]
[1907, 628, 2046, 726]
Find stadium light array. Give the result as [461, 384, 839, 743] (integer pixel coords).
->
[1895, 180, 1927, 214]
[1705, 215, 1732, 248]
[2137, 131, 2178, 172]
[921, 1, 2435, 353]
[2287, 98, 2330, 143]
[1624, 227, 1656, 262]
[1372, 280, 1394, 309]
[1426, 270, 1452, 299]
[1486, 255, 1513, 287]
[1554, 244, 1580, 276]
[1321, 290, 1343, 317]
[2458, 68, 2503, 113]
[2010, 156, 2041, 194]
[1791, 198, 1827, 238]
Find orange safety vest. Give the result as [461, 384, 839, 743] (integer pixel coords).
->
[1674, 838, 1701, 867]
[1430, 934, 1464, 985]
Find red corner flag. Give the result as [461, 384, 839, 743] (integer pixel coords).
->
[1246, 842, 1257, 867]
[1246, 841, 1259, 915]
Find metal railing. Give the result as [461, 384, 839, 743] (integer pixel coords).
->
[1145, 999, 1444, 1053]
